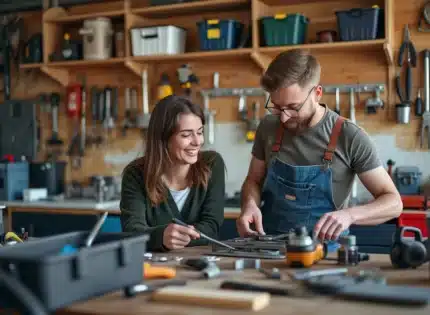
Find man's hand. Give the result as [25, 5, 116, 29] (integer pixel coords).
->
[313, 209, 354, 241]
[163, 223, 200, 250]
[236, 204, 265, 237]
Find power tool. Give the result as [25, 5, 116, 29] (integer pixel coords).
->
[177, 64, 199, 97]
[157, 72, 173, 101]
[286, 226, 326, 268]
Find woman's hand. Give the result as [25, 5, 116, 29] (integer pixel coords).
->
[163, 223, 200, 250]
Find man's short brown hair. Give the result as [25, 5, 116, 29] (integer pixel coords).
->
[261, 49, 321, 92]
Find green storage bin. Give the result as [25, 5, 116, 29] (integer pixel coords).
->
[260, 13, 309, 46]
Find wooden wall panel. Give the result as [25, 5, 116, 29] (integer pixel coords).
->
[1, 0, 429, 185]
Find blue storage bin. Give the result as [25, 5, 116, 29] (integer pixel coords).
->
[197, 19, 244, 51]
[394, 166, 422, 195]
[0, 162, 29, 201]
[335, 7, 381, 41]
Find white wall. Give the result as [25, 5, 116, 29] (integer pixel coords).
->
[205, 123, 430, 201]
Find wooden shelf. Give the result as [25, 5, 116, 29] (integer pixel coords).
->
[46, 58, 126, 67]
[131, 0, 250, 17]
[20, 63, 43, 69]
[129, 48, 253, 62]
[254, 39, 392, 69]
[44, 9, 125, 23]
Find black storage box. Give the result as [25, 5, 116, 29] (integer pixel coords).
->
[0, 231, 149, 312]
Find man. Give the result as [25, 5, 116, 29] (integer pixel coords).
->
[237, 49, 402, 246]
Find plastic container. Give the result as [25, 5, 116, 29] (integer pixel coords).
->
[79, 17, 114, 60]
[260, 13, 309, 46]
[0, 231, 148, 312]
[394, 166, 422, 195]
[0, 162, 29, 201]
[131, 25, 186, 56]
[150, 0, 194, 5]
[197, 19, 244, 51]
[335, 7, 381, 41]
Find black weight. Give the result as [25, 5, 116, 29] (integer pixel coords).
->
[390, 226, 428, 268]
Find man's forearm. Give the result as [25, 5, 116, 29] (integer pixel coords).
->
[346, 192, 403, 225]
[240, 177, 261, 211]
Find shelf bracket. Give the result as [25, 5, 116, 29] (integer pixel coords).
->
[383, 42, 393, 66]
[250, 51, 272, 72]
[124, 59, 146, 76]
[40, 66, 70, 86]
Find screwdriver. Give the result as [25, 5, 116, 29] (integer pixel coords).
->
[172, 218, 237, 251]
[415, 89, 423, 116]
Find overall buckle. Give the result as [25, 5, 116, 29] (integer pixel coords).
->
[321, 158, 332, 170]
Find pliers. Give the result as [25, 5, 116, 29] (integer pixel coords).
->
[396, 25, 417, 104]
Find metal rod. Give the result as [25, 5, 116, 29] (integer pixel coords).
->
[85, 212, 108, 247]
[424, 50, 430, 112]
[172, 218, 236, 251]
[323, 84, 385, 94]
[200, 87, 269, 98]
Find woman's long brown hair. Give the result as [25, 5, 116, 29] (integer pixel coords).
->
[138, 95, 214, 206]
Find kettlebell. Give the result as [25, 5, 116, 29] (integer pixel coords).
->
[390, 226, 429, 269]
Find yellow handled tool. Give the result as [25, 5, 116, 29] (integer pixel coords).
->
[143, 263, 176, 279]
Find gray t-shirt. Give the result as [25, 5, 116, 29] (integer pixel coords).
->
[252, 104, 381, 209]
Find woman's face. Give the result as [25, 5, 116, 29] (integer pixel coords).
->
[168, 113, 204, 165]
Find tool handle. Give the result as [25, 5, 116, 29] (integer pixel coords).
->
[395, 74, 404, 103]
[415, 92, 423, 116]
[220, 281, 290, 296]
[144, 263, 176, 279]
[91, 87, 98, 120]
[111, 87, 119, 119]
[424, 49, 430, 112]
[50, 92, 60, 108]
[406, 64, 412, 102]
[398, 43, 406, 66]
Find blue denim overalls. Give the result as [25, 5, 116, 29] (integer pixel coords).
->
[261, 116, 347, 252]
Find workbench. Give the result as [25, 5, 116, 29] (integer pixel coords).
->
[55, 246, 430, 315]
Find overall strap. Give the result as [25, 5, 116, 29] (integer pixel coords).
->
[323, 116, 346, 163]
[271, 123, 285, 152]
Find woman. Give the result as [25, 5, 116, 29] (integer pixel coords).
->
[120, 95, 226, 252]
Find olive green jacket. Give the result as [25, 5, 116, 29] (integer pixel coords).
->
[120, 150, 225, 251]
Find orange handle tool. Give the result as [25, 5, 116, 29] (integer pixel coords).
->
[143, 263, 176, 279]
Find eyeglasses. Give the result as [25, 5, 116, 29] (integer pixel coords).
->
[264, 86, 316, 116]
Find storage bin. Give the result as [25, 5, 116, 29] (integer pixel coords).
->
[130, 25, 186, 56]
[0, 231, 148, 312]
[197, 19, 244, 51]
[260, 13, 309, 46]
[394, 166, 422, 195]
[335, 7, 382, 41]
[150, 0, 195, 5]
[0, 162, 29, 201]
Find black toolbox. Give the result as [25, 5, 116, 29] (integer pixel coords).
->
[0, 231, 148, 312]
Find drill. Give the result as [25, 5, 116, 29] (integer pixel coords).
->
[286, 226, 326, 268]
[157, 72, 173, 101]
[177, 64, 199, 97]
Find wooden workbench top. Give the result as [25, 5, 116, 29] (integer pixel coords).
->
[56, 246, 430, 315]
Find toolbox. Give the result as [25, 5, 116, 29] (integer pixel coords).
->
[131, 25, 186, 56]
[394, 166, 422, 195]
[0, 231, 148, 312]
[197, 19, 244, 50]
[349, 224, 396, 254]
[260, 13, 309, 46]
[335, 7, 382, 41]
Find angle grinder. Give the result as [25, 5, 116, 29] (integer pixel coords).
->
[286, 226, 326, 268]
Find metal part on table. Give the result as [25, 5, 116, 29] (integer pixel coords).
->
[234, 258, 261, 270]
[210, 234, 288, 259]
[323, 84, 385, 94]
[421, 49, 430, 149]
[259, 268, 281, 279]
[124, 279, 187, 297]
[291, 268, 349, 281]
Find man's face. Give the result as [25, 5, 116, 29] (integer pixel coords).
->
[267, 84, 322, 134]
